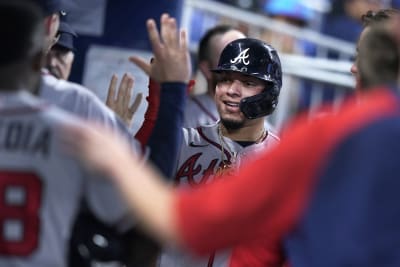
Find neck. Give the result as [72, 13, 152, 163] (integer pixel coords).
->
[219, 119, 266, 142]
[0, 66, 37, 94]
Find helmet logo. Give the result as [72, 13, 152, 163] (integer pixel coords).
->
[230, 48, 250, 65]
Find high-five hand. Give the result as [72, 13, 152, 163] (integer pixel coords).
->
[129, 13, 191, 83]
[106, 73, 143, 127]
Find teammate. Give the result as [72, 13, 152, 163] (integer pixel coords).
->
[0, 2, 128, 266]
[124, 32, 283, 267]
[184, 25, 245, 128]
[46, 19, 77, 80]
[63, 20, 400, 267]
[32, 0, 190, 265]
[351, 8, 399, 91]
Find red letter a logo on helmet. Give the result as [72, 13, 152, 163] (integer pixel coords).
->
[230, 48, 250, 65]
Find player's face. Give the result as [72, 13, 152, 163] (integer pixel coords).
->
[214, 71, 265, 129]
[351, 27, 370, 91]
[46, 47, 75, 80]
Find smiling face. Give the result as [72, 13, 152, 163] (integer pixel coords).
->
[214, 71, 266, 129]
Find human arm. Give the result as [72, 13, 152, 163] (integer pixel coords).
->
[134, 77, 160, 148]
[62, 113, 320, 253]
[129, 13, 191, 177]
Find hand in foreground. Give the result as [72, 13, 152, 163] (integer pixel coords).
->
[62, 123, 137, 177]
[129, 13, 191, 83]
[106, 73, 143, 127]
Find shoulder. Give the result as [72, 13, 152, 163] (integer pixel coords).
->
[40, 75, 140, 151]
[40, 75, 117, 121]
[41, 75, 103, 104]
[281, 88, 399, 154]
[265, 131, 280, 146]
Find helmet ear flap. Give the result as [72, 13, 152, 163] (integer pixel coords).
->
[240, 86, 279, 119]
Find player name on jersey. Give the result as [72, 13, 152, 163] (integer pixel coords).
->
[0, 120, 51, 158]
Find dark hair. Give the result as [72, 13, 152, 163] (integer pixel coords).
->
[361, 9, 399, 27]
[0, 0, 44, 66]
[358, 25, 399, 89]
[198, 25, 237, 62]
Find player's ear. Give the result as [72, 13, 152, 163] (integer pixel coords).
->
[44, 14, 59, 37]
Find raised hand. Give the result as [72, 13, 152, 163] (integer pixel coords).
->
[129, 13, 191, 83]
[106, 73, 143, 127]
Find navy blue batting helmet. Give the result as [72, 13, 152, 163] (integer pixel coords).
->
[212, 38, 282, 119]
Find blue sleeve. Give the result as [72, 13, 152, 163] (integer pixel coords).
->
[147, 82, 186, 179]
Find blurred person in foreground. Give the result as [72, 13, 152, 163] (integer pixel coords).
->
[0, 2, 130, 266]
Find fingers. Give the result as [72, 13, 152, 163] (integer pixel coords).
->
[106, 74, 118, 105]
[180, 29, 188, 52]
[147, 18, 163, 57]
[117, 73, 128, 103]
[123, 74, 134, 110]
[129, 93, 143, 116]
[129, 56, 151, 75]
[161, 13, 178, 49]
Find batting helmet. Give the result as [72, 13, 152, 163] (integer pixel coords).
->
[212, 38, 282, 119]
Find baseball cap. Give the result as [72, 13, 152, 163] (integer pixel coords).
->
[31, 0, 62, 16]
[55, 21, 77, 51]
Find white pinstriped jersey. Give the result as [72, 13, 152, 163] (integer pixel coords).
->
[0, 91, 128, 267]
[159, 122, 280, 267]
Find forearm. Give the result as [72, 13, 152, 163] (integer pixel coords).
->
[147, 82, 186, 178]
[107, 158, 182, 246]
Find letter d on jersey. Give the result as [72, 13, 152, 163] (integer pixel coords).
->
[230, 48, 250, 65]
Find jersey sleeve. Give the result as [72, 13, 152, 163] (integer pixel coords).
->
[146, 82, 186, 178]
[50, 109, 132, 227]
[135, 78, 160, 151]
[40, 75, 143, 157]
[84, 171, 131, 226]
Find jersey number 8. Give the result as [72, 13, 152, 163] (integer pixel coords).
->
[0, 171, 42, 256]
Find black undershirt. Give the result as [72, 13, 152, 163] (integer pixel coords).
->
[235, 140, 255, 148]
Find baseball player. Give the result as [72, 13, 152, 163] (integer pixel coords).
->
[0, 2, 128, 266]
[159, 38, 282, 267]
